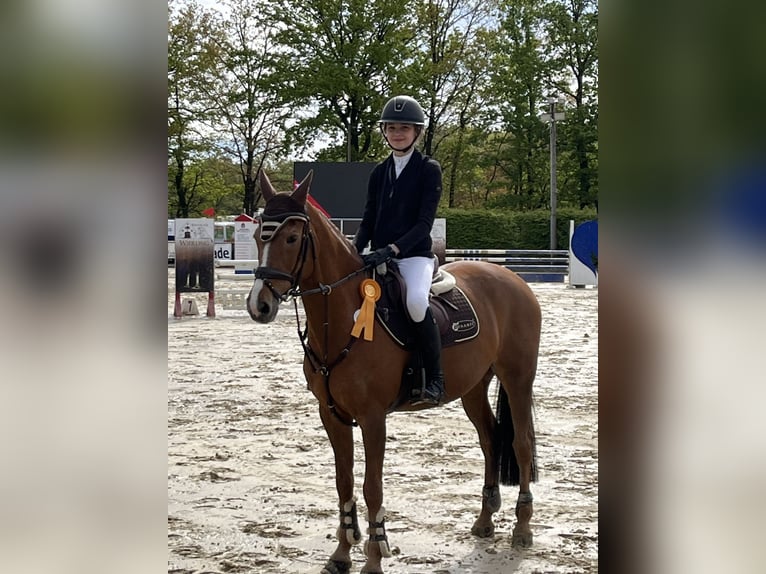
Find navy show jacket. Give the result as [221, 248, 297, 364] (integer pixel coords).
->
[353, 149, 442, 259]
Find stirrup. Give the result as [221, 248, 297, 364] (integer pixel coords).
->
[412, 379, 444, 406]
[412, 391, 443, 406]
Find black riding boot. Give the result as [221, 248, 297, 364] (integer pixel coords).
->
[412, 308, 445, 406]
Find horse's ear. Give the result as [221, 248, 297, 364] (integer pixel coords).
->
[260, 170, 277, 201]
[291, 170, 313, 206]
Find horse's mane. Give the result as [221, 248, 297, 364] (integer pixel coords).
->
[305, 199, 360, 260]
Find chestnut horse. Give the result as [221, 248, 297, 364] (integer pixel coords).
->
[246, 171, 541, 574]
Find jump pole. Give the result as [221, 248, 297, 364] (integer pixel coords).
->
[206, 291, 215, 317]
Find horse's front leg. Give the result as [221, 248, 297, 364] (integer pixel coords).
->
[319, 405, 362, 574]
[359, 413, 391, 574]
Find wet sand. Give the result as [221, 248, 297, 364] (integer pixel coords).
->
[168, 271, 597, 573]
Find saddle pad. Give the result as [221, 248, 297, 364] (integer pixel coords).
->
[375, 281, 480, 349]
[431, 286, 480, 346]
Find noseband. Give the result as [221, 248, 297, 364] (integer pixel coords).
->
[254, 212, 313, 302]
[252, 204, 371, 428]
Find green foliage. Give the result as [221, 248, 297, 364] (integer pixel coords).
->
[168, 0, 223, 217]
[264, 0, 413, 162]
[168, 0, 598, 216]
[439, 207, 597, 249]
[168, 155, 243, 217]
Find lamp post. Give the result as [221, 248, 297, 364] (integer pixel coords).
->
[539, 96, 565, 250]
[347, 120, 352, 162]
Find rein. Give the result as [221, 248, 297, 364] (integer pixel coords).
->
[256, 210, 368, 427]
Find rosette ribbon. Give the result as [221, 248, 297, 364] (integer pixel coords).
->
[350, 279, 381, 341]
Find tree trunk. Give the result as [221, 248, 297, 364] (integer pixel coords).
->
[576, 133, 591, 208]
[175, 153, 188, 218]
[448, 108, 468, 208]
[243, 176, 256, 216]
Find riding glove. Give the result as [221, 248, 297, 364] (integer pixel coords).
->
[362, 245, 396, 268]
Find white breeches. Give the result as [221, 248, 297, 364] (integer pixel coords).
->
[396, 256, 435, 323]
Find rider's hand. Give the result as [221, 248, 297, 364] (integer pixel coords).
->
[362, 245, 396, 268]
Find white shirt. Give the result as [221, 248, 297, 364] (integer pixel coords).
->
[393, 149, 414, 178]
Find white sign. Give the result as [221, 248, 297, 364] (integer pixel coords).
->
[234, 221, 258, 260]
[175, 218, 213, 241]
[431, 218, 446, 242]
[430, 218, 447, 263]
[214, 243, 233, 260]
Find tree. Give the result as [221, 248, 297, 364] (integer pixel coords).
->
[438, 31, 494, 207]
[544, 0, 598, 208]
[483, 0, 552, 209]
[168, 0, 220, 217]
[204, 0, 292, 215]
[167, 156, 242, 217]
[265, 0, 414, 162]
[167, 0, 599, 214]
[402, 0, 493, 156]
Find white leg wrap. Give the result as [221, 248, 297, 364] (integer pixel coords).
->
[335, 496, 361, 545]
[364, 506, 392, 558]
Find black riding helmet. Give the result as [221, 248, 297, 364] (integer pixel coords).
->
[379, 95, 425, 152]
[379, 95, 426, 126]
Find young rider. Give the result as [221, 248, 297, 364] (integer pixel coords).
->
[353, 95, 445, 406]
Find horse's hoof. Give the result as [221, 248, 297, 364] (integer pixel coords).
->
[511, 529, 533, 548]
[321, 559, 352, 574]
[471, 522, 495, 538]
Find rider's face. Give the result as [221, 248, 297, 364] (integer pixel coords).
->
[383, 123, 417, 152]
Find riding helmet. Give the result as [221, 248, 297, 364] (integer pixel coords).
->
[379, 95, 426, 126]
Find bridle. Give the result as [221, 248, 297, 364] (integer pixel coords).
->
[253, 211, 313, 302]
[253, 208, 370, 427]
[254, 210, 368, 300]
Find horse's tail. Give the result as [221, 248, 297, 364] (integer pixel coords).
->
[495, 385, 538, 486]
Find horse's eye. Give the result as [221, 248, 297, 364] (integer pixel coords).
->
[286, 235, 298, 244]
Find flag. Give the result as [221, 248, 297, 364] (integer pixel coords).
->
[307, 195, 331, 218]
[202, 207, 215, 217]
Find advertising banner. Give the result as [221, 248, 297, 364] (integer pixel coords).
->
[175, 219, 214, 293]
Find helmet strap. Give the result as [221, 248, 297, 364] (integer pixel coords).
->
[385, 139, 415, 153]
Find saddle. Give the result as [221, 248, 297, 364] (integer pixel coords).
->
[372, 261, 480, 410]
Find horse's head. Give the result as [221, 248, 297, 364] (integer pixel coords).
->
[246, 170, 313, 323]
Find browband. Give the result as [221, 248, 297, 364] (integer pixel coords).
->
[258, 212, 309, 242]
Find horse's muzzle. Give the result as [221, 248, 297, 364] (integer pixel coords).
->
[246, 292, 278, 323]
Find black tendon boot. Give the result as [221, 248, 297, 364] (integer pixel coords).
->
[412, 308, 445, 406]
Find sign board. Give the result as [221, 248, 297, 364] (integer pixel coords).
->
[539, 112, 566, 122]
[431, 218, 447, 264]
[174, 218, 214, 293]
[293, 162, 376, 218]
[234, 220, 258, 261]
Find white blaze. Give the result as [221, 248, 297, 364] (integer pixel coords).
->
[247, 243, 270, 316]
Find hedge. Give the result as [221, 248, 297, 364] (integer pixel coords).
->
[438, 207, 597, 250]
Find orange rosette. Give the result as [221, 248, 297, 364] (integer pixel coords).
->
[350, 279, 382, 341]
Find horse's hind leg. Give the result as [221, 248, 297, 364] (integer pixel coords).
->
[461, 370, 501, 538]
[319, 405, 361, 574]
[494, 361, 537, 548]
